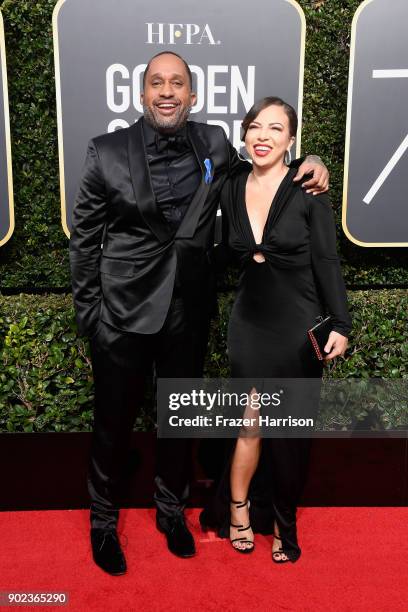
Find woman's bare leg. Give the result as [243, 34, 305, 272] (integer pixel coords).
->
[229, 389, 261, 551]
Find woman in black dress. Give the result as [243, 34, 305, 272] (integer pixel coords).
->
[200, 97, 351, 562]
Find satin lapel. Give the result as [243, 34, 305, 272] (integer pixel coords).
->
[175, 122, 211, 239]
[127, 117, 173, 243]
[267, 167, 298, 231]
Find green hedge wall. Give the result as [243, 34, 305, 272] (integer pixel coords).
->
[0, 2, 406, 434]
[0, 0, 407, 288]
[1, 290, 407, 432]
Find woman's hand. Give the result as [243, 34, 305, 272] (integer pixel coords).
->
[323, 331, 348, 362]
[293, 155, 329, 194]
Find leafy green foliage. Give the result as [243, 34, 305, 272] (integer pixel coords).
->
[0, 0, 69, 288]
[0, 293, 156, 432]
[300, 0, 407, 284]
[205, 289, 408, 381]
[0, 0, 406, 286]
[0, 291, 406, 432]
[205, 288, 408, 431]
[0, 294, 92, 431]
[0, 2, 406, 433]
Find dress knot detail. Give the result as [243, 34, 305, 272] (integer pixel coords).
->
[252, 244, 267, 263]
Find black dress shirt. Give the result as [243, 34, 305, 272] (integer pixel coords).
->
[142, 119, 201, 233]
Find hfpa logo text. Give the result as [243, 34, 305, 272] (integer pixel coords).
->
[146, 23, 221, 45]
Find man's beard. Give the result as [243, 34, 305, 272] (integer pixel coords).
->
[143, 103, 192, 134]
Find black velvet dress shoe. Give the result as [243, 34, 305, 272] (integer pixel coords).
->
[90, 528, 127, 575]
[156, 514, 196, 558]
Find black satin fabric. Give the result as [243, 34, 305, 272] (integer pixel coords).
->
[143, 120, 201, 232]
[69, 117, 305, 340]
[202, 167, 351, 561]
[69, 117, 307, 526]
[69, 117, 246, 338]
[88, 295, 207, 529]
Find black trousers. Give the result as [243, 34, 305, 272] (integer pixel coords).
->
[88, 294, 209, 530]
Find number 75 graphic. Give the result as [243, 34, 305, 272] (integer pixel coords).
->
[342, 0, 408, 247]
[363, 70, 408, 205]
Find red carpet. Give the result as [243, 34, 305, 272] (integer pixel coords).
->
[1, 508, 407, 611]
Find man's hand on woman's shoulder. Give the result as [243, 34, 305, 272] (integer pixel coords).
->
[293, 155, 329, 195]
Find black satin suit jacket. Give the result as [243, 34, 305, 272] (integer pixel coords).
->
[69, 117, 245, 337]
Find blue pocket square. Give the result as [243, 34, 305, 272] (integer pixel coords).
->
[204, 158, 213, 184]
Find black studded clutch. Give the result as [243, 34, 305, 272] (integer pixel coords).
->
[307, 315, 333, 360]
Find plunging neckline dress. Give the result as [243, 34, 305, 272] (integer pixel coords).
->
[201, 166, 352, 562]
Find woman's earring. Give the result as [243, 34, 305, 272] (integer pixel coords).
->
[284, 149, 292, 165]
[238, 151, 248, 162]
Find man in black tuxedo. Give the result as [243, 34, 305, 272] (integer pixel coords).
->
[69, 51, 328, 575]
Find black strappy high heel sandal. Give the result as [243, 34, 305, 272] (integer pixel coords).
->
[272, 531, 290, 563]
[230, 499, 255, 554]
